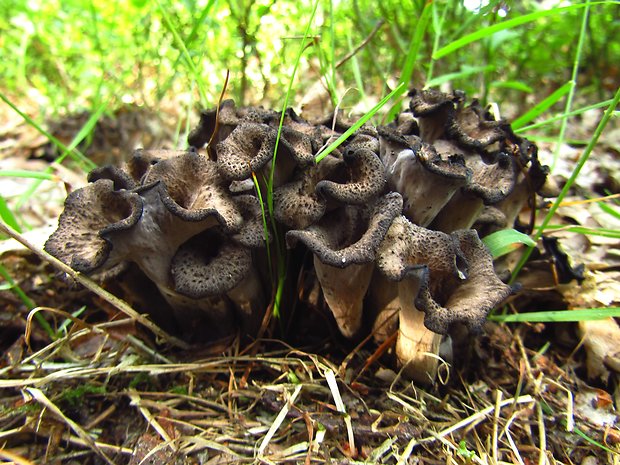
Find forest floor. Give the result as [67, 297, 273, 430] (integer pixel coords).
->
[0, 96, 619, 465]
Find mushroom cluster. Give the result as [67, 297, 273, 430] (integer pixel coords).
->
[45, 89, 547, 382]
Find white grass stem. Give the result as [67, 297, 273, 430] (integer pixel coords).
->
[324, 368, 356, 456]
[502, 412, 526, 465]
[257, 384, 303, 457]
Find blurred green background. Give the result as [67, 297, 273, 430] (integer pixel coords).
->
[1, 0, 618, 122]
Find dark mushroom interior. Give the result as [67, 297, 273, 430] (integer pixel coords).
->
[45, 89, 548, 381]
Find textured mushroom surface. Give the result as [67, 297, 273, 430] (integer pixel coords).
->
[44, 179, 142, 274]
[286, 193, 403, 337]
[45, 88, 545, 380]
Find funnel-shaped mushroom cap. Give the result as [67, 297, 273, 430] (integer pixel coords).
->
[188, 99, 239, 149]
[171, 229, 252, 298]
[376, 216, 468, 283]
[272, 154, 343, 230]
[170, 225, 266, 334]
[447, 100, 505, 149]
[432, 229, 512, 333]
[286, 193, 403, 337]
[458, 147, 516, 204]
[44, 179, 142, 273]
[142, 150, 243, 229]
[216, 122, 278, 180]
[376, 216, 512, 334]
[379, 128, 470, 226]
[427, 143, 517, 233]
[409, 88, 461, 143]
[286, 192, 403, 267]
[315, 145, 386, 206]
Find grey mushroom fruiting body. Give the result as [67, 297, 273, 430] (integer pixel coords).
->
[45, 88, 545, 381]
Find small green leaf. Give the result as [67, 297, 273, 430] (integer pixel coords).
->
[482, 229, 536, 259]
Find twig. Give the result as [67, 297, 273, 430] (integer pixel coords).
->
[335, 20, 385, 69]
[0, 220, 189, 349]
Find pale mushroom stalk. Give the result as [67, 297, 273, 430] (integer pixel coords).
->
[313, 259, 374, 338]
[429, 190, 485, 233]
[395, 267, 443, 383]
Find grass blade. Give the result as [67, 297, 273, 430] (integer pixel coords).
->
[515, 98, 613, 132]
[433, 2, 611, 60]
[550, 0, 591, 172]
[386, 1, 433, 121]
[538, 225, 620, 239]
[491, 307, 620, 323]
[511, 81, 572, 130]
[0, 171, 60, 181]
[315, 82, 406, 163]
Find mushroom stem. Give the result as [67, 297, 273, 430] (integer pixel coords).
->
[396, 269, 442, 384]
[157, 286, 235, 339]
[227, 262, 266, 336]
[313, 258, 374, 338]
[429, 190, 484, 233]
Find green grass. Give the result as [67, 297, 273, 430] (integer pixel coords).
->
[491, 307, 620, 323]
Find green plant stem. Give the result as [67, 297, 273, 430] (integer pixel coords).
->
[551, 0, 591, 172]
[386, 1, 432, 121]
[267, 0, 320, 317]
[156, 0, 209, 107]
[515, 99, 612, 132]
[510, 85, 620, 283]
